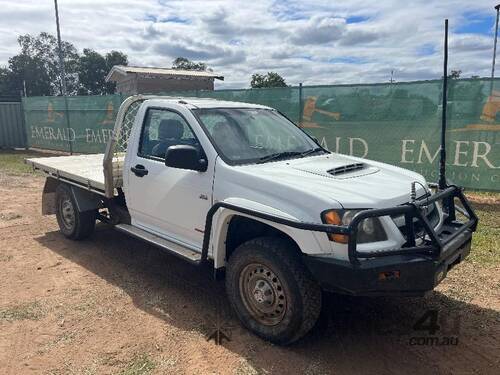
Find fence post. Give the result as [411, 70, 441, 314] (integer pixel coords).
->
[19, 98, 28, 149]
[63, 95, 73, 154]
[298, 82, 303, 125]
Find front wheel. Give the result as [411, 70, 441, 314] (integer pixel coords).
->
[226, 237, 321, 344]
[55, 184, 96, 240]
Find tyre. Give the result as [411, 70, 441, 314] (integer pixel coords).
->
[55, 184, 96, 240]
[226, 236, 321, 344]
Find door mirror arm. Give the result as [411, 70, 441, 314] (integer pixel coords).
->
[198, 158, 208, 171]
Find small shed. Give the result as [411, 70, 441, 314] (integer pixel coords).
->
[105, 66, 224, 95]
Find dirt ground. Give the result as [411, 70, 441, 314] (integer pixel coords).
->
[0, 172, 498, 375]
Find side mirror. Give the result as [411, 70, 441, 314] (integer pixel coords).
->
[165, 145, 207, 172]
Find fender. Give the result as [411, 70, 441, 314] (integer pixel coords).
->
[70, 185, 102, 213]
[207, 197, 324, 268]
[41, 177, 59, 215]
[41, 178, 101, 215]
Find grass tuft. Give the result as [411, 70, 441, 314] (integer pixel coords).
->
[0, 212, 22, 221]
[120, 353, 156, 375]
[0, 149, 66, 175]
[467, 201, 500, 266]
[0, 150, 39, 175]
[0, 301, 45, 321]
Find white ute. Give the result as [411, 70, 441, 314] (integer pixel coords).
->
[27, 95, 478, 344]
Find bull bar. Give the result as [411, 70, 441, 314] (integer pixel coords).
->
[345, 185, 477, 266]
[201, 185, 478, 267]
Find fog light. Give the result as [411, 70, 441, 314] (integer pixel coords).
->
[379, 271, 400, 281]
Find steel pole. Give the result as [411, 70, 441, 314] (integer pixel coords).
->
[54, 0, 67, 96]
[438, 19, 449, 190]
[298, 82, 303, 125]
[53, 0, 72, 154]
[490, 5, 500, 94]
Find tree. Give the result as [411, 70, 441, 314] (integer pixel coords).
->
[0, 68, 15, 97]
[6, 54, 52, 96]
[1, 32, 80, 96]
[250, 72, 287, 88]
[77, 49, 128, 95]
[16, 32, 80, 95]
[172, 57, 207, 71]
[77, 49, 108, 95]
[0, 32, 128, 97]
[78, 49, 128, 95]
[104, 51, 128, 94]
[0, 67, 8, 89]
[449, 70, 461, 79]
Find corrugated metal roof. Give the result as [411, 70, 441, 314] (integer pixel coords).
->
[106, 65, 224, 82]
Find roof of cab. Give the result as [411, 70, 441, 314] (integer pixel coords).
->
[144, 96, 273, 110]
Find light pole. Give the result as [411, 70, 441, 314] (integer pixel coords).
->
[490, 4, 500, 95]
[54, 0, 67, 96]
[54, 0, 72, 154]
[439, 19, 449, 190]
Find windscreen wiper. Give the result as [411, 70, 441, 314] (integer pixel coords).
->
[257, 151, 303, 163]
[299, 147, 325, 157]
[258, 148, 326, 164]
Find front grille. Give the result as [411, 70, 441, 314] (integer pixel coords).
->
[391, 202, 439, 241]
[328, 163, 365, 176]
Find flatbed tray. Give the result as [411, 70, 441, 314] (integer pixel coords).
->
[26, 154, 107, 194]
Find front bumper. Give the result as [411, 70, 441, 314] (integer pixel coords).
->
[304, 185, 478, 296]
[304, 229, 472, 296]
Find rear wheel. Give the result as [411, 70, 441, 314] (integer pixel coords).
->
[226, 236, 321, 344]
[55, 184, 96, 240]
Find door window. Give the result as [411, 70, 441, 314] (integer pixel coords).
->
[139, 108, 200, 159]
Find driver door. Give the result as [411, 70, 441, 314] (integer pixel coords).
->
[126, 107, 213, 250]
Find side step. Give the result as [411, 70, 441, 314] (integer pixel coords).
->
[115, 224, 202, 264]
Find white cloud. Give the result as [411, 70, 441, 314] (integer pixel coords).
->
[0, 0, 496, 88]
[290, 16, 346, 45]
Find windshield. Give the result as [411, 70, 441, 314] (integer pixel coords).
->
[193, 108, 324, 164]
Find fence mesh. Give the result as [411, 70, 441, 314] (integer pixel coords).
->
[22, 78, 500, 190]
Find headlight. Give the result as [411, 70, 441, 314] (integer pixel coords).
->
[321, 209, 387, 244]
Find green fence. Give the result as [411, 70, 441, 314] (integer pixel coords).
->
[23, 94, 123, 154]
[23, 78, 500, 190]
[0, 102, 26, 148]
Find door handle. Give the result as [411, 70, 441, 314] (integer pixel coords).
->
[131, 164, 148, 177]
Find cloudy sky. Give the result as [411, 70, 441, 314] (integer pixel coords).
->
[0, 0, 496, 88]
